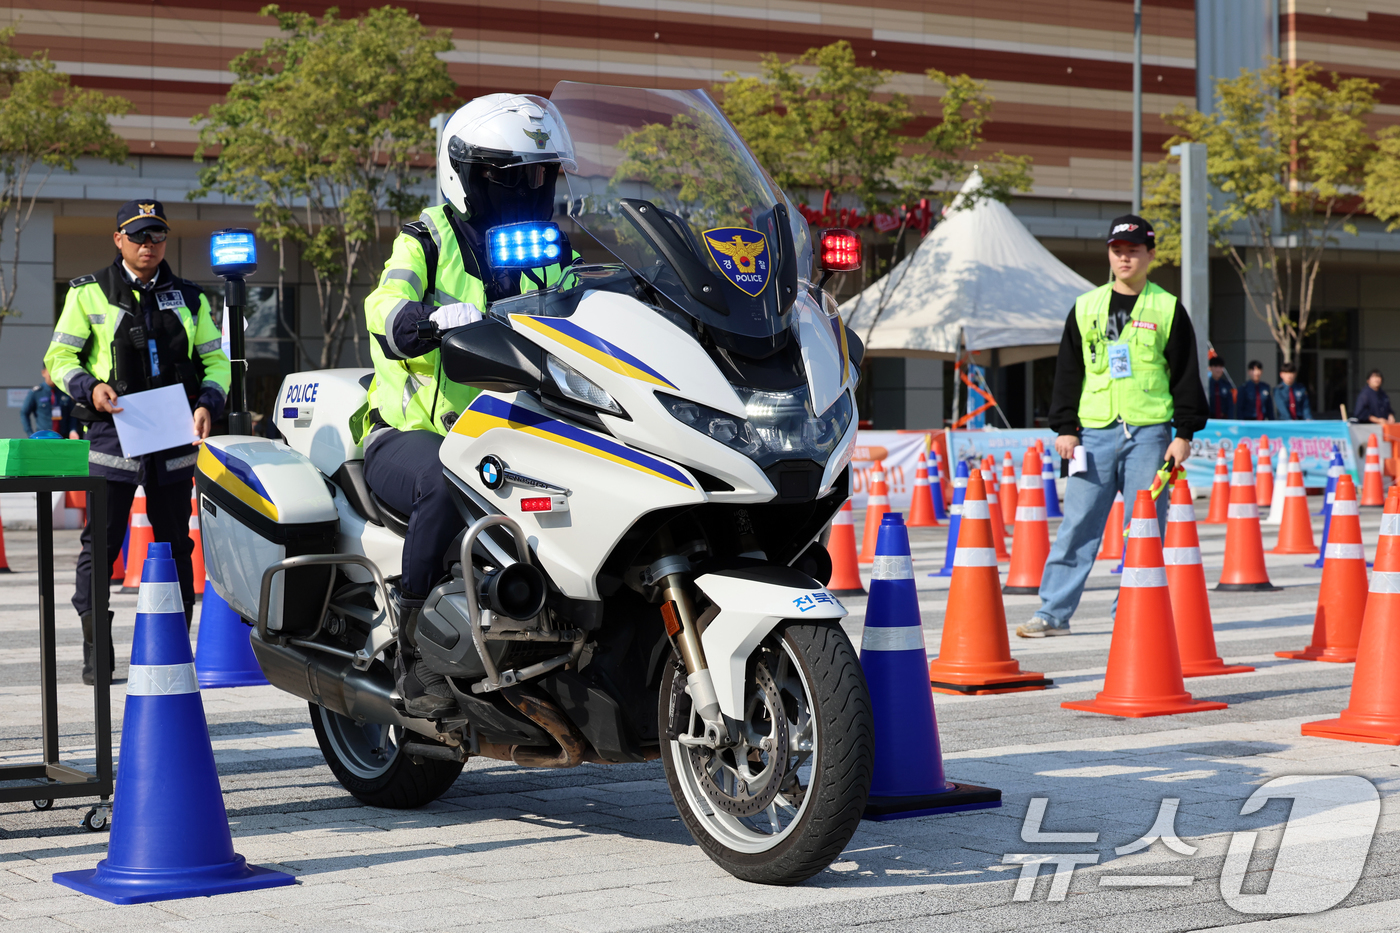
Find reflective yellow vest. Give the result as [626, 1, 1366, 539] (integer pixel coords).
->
[1074, 281, 1176, 428]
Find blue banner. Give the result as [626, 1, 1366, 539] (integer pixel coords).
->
[948, 429, 1060, 476]
[1182, 421, 1355, 490]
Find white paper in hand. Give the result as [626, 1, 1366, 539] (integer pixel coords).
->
[1068, 445, 1088, 476]
[111, 384, 198, 458]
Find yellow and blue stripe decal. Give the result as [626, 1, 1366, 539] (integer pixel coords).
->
[196, 445, 279, 520]
[453, 396, 693, 488]
[511, 315, 677, 389]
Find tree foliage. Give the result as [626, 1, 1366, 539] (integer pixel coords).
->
[193, 5, 456, 368]
[0, 26, 129, 333]
[1143, 61, 1377, 364]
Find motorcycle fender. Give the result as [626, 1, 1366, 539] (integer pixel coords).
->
[693, 569, 847, 721]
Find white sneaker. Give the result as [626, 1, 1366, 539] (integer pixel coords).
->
[1016, 617, 1069, 638]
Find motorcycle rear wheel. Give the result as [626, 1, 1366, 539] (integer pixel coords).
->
[660, 621, 873, 885]
[309, 703, 463, 809]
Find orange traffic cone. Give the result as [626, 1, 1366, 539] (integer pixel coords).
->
[928, 469, 1051, 695]
[1270, 452, 1318, 554]
[981, 457, 1009, 562]
[189, 486, 205, 596]
[1164, 478, 1254, 676]
[1097, 492, 1125, 561]
[1303, 486, 1400, 742]
[0, 501, 10, 573]
[121, 487, 154, 594]
[1004, 449, 1050, 595]
[1000, 452, 1017, 530]
[1062, 490, 1229, 718]
[908, 452, 939, 527]
[1204, 444, 1230, 524]
[828, 499, 865, 596]
[1215, 442, 1278, 592]
[1363, 433, 1385, 507]
[1256, 435, 1274, 508]
[859, 461, 891, 564]
[1277, 474, 1369, 662]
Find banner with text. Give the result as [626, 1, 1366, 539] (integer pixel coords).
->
[947, 429, 1061, 482]
[850, 432, 931, 511]
[1182, 421, 1356, 490]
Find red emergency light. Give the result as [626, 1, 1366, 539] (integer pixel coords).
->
[819, 228, 862, 272]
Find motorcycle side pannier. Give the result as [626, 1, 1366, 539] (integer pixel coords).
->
[195, 437, 338, 635]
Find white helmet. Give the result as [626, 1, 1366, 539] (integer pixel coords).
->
[438, 93, 576, 219]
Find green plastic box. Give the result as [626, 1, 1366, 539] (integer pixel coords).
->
[0, 439, 90, 476]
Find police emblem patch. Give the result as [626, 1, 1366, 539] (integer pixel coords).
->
[137, 202, 156, 216]
[703, 227, 770, 297]
[523, 128, 551, 150]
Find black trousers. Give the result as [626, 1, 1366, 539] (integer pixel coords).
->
[362, 428, 465, 598]
[73, 479, 196, 622]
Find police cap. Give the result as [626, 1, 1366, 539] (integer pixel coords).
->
[116, 199, 169, 235]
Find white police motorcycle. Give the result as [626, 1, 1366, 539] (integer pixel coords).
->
[197, 82, 869, 885]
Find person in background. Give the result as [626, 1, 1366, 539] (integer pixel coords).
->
[1207, 355, 1235, 419]
[20, 368, 75, 436]
[1355, 369, 1396, 424]
[1237, 360, 1275, 420]
[1274, 361, 1312, 420]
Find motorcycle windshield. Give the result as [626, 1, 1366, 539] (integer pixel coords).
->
[551, 82, 811, 341]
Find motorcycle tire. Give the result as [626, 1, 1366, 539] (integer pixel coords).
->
[309, 702, 463, 809]
[661, 621, 873, 885]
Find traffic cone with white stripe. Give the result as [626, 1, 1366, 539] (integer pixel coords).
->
[1277, 474, 1369, 663]
[908, 452, 940, 527]
[859, 461, 891, 564]
[827, 500, 865, 596]
[1256, 435, 1274, 509]
[1097, 492, 1125, 562]
[981, 457, 1009, 562]
[1263, 439, 1290, 526]
[1270, 452, 1317, 554]
[930, 451, 949, 520]
[861, 512, 1001, 819]
[189, 486, 204, 597]
[1303, 486, 1400, 742]
[1363, 433, 1385, 507]
[1215, 442, 1278, 592]
[934, 462, 969, 578]
[195, 582, 268, 688]
[1061, 491, 1229, 718]
[53, 542, 294, 904]
[0, 502, 11, 573]
[121, 487, 153, 594]
[1003, 449, 1050, 595]
[1165, 478, 1254, 677]
[1040, 446, 1062, 518]
[1308, 448, 1344, 568]
[1000, 452, 1018, 530]
[110, 525, 126, 583]
[927, 470, 1051, 695]
[1204, 444, 1230, 524]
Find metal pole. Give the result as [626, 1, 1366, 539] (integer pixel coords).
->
[1132, 0, 1143, 214]
[225, 276, 251, 436]
[1175, 142, 1211, 389]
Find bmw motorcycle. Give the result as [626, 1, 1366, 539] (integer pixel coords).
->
[197, 82, 871, 885]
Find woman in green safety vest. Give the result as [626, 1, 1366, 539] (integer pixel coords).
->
[1017, 215, 1210, 638]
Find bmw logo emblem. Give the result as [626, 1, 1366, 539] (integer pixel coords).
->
[478, 455, 505, 490]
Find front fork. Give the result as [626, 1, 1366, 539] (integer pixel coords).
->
[648, 534, 731, 747]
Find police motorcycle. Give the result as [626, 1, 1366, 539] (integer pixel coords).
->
[197, 83, 870, 885]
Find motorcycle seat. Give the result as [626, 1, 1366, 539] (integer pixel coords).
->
[370, 492, 410, 538]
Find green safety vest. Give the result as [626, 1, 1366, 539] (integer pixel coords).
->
[1074, 281, 1176, 428]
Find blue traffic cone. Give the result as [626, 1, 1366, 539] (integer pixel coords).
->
[1042, 449, 1063, 518]
[195, 582, 269, 688]
[53, 543, 295, 905]
[930, 452, 948, 522]
[934, 462, 969, 577]
[862, 513, 1000, 820]
[1309, 448, 1344, 569]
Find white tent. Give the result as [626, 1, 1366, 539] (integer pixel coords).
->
[841, 172, 1096, 366]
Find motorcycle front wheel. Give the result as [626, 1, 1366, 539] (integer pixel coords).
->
[660, 621, 874, 885]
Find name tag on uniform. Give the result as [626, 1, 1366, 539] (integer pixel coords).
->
[1108, 343, 1132, 379]
[1131, 320, 1157, 331]
[156, 290, 185, 311]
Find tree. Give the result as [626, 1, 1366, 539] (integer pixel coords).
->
[1143, 61, 1378, 365]
[0, 27, 129, 339]
[193, 5, 456, 369]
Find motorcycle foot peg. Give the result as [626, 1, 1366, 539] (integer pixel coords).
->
[471, 669, 519, 695]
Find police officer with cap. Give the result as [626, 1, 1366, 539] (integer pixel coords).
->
[1016, 214, 1209, 638]
[45, 199, 230, 684]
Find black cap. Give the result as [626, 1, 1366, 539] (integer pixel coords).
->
[1106, 214, 1154, 246]
[116, 199, 169, 235]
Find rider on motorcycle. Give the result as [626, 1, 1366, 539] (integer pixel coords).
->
[362, 93, 577, 718]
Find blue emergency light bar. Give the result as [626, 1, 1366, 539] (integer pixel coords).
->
[486, 222, 565, 270]
[210, 228, 257, 278]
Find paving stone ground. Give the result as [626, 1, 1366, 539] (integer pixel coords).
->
[0, 500, 1394, 932]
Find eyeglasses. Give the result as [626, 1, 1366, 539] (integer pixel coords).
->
[123, 230, 168, 245]
[481, 163, 549, 190]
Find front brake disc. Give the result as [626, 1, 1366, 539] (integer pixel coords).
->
[684, 661, 790, 818]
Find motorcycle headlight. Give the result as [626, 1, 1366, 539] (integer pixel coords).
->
[546, 354, 624, 415]
[658, 386, 854, 469]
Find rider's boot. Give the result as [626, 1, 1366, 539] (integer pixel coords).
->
[394, 590, 456, 719]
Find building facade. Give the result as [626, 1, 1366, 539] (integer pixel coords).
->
[1, 0, 1398, 435]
